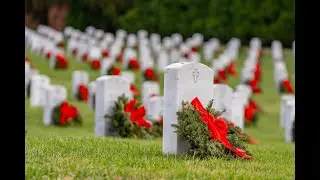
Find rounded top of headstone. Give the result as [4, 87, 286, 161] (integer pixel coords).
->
[165, 62, 211, 71]
[96, 75, 129, 84]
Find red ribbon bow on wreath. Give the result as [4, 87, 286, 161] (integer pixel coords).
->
[248, 78, 261, 94]
[191, 97, 252, 159]
[281, 79, 294, 94]
[59, 101, 79, 125]
[78, 84, 88, 102]
[91, 59, 101, 69]
[82, 53, 88, 62]
[56, 53, 68, 69]
[124, 100, 151, 128]
[227, 62, 237, 76]
[128, 58, 140, 70]
[102, 49, 109, 57]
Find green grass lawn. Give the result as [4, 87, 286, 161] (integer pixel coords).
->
[25, 47, 295, 179]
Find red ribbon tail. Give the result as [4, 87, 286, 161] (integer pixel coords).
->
[232, 147, 252, 160]
[247, 136, 258, 144]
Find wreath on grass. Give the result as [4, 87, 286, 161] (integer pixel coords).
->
[105, 95, 162, 139]
[245, 79, 262, 94]
[54, 54, 69, 69]
[244, 99, 262, 126]
[172, 97, 254, 160]
[76, 84, 88, 102]
[279, 79, 294, 94]
[107, 65, 121, 75]
[127, 57, 140, 71]
[91, 59, 101, 70]
[143, 68, 158, 81]
[52, 101, 82, 126]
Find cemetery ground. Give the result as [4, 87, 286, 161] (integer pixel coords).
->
[25, 47, 294, 179]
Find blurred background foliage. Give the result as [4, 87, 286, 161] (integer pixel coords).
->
[25, 0, 294, 47]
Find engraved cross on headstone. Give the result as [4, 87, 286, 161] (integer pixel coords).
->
[192, 69, 200, 83]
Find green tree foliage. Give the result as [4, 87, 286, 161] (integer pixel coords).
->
[117, 0, 294, 47]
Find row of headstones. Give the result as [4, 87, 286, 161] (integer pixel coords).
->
[72, 70, 163, 121]
[65, 28, 204, 72]
[25, 60, 69, 126]
[240, 38, 262, 83]
[25, 28, 67, 70]
[280, 94, 295, 143]
[36, 25, 64, 46]
[27, 60, 254, 152]
[65, 25, 203, 53]
[211, 38, 241, 80]
[65, 25, 243, 73]
[271, 40, 294, 93]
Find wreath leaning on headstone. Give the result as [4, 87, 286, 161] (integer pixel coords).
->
[279, 79, 294, 94]
[105, 95, 162, 139]
[52, 101, 82, 127]
[172, 97, 255, 160]
[76, 84, 89, 102]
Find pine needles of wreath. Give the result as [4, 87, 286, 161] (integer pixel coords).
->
[105, 95, 162, 139]
[172, 100, 253, 159]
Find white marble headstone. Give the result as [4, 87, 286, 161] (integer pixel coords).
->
[43, 85, 67, 125]
[146, 96, 163, 121]
[281, 95, 295, 128]
[231, 92, 246, 130]
[121, 71, 135, 84]
[157, 51, 169, 72]
[212, 84, 233, 120]
[72, 71, 89, 99]
[30, 75, 50, 107]
[284, 99, 295, 143]
[163, 62, 214, 154]
[142, 81, 160, 107]
[95, 76, 132, 137]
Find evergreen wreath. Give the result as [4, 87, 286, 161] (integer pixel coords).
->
[107, 65, 121, 75]
[172, 97, 253, 160]
[52, 101, 82, 126]
[54, 54, 69, 69]
[127, 57, 140, 71]
[143, 68, 158, 81]
[76, 84, 89, 102]
[105, 95, 157, 139]
[245, 79, 262, 94]
[279, 79, 294, 94]
[244, 99, 261, 126]
[91, 59, 101, 70]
